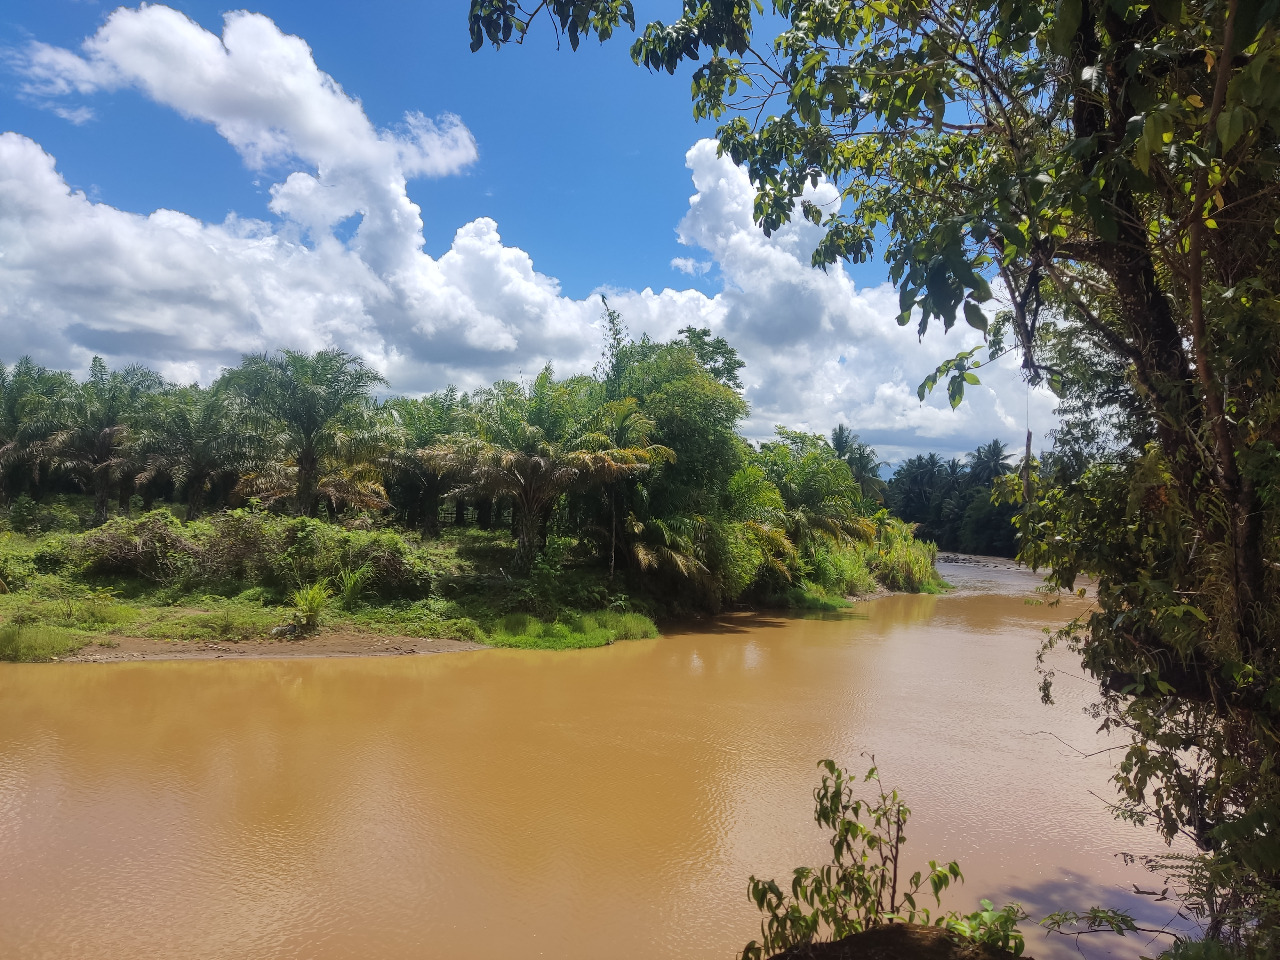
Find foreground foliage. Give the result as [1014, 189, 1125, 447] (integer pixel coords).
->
[740, 761, 1025, 960]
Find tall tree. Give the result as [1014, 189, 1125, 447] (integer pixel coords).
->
[425, 367, 661, 572]
[0, 357, 72, 503]
[831, 424, 888, 502]
[41, 358, 163, 526]
[223, 350, 388, 517]
[966, 439, 1014, 488]
[134, 386, 257, 520]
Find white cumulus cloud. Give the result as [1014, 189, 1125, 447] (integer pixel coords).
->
[1, 4, 1056, 461]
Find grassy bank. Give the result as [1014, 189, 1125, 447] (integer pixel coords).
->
[0, 497, 946, 662]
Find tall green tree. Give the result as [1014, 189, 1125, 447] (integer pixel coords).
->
[425, 367, 661, 572]
[41, 358, 162, 526]
[0, 357, 72, 503]
[757, 428, 873, 562]
[134, 386, 257, 520]
[831, 424, 888, 502]
[223, 350, 388, 517]
[386, 388, 468, 536]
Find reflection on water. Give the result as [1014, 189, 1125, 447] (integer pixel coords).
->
[0, 568, 1187, 960]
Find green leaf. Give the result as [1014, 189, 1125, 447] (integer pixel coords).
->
[1218, 106, 1246, 152]
[1050, 0, 1082, 56]
[963, 301, 989, 333]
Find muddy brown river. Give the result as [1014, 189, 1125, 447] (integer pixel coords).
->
[0, 562, 1190, 960]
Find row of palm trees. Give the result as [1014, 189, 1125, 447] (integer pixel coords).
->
[1, 338, 892, 594]
[886, 440, 1020, 556]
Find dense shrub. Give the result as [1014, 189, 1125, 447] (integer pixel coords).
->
[867, 520, 943, 593]
[73, 509, 430, 599]
[808, 544, 878, 597]
[77, 512, 201, 583]
[2, 495, 89, 535]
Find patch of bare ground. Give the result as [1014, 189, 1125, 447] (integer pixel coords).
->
[769, 923, 1027, 960]
[64, 627, 487, 662]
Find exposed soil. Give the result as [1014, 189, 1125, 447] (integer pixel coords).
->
[770, 923, 1029, 960]
[63, 628, 487, 663]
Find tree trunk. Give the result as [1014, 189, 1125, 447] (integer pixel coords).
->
[185, 477, 205, 522]
[514, 500, 540, 573]
[295, 446, 319, 517]
[118, 475, 134, 517]
[609, 486, 617, 579]
[92, 479, 111, 527]
[421, 477, 441, 538]
[477, 498, 493, 530]
[453, 498, 467, 526]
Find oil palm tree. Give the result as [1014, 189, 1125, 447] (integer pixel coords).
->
[584, 397, 674, 577]
[759, 428, 874, 560]
[0, 357, 73, 503]
[40, 358, 163, 526]
[135, 386, 258, 520]
[425, 367, 663, 573]
[385, 388, 467, 536]
[223, 350, 389, 517]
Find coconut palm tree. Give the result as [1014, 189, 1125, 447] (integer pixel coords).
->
[223, 350, 389, 517]
[967, 439, 1015, 487]
[831, 424, 888, 503]
[424, 367, 663, 572]
[135, 386, 258, 520]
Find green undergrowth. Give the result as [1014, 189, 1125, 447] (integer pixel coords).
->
[0, 500, 944, 662]
[486, 610, 659, 650]
[0, 624, 92, 662]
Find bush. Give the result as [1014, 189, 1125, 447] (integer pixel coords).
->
[0, 534, 37, 592]
[69, 509, 431, 599]
[76, 512, 201, 583]
[487, 609, 658, 650]
[3, 495, 88, 535]
[0, 623, 88, 662]
[865, 519, 946, 593]
[809, 545, 878, 597]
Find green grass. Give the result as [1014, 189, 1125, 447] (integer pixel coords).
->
[0, 624, 90, 662]
[486, 610, 659, 650]
[137, 604, 282, 642]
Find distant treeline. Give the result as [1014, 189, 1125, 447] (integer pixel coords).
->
[885, 442, 1021, 558]
[0, 314, 956, 608]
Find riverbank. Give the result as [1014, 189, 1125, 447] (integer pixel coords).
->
[58, 629, 488, 663]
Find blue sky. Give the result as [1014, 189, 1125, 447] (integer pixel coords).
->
[0, 2, 1056, 458]
[4, 0, 760, 297]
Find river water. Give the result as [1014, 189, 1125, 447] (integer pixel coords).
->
[0, 562, 1190, 960]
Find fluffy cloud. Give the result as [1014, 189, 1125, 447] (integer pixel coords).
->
[1, 4, 1056, 460]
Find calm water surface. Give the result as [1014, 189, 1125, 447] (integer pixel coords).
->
[0, 564, 1187, 960]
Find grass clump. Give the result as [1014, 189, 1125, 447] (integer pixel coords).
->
[0, 623, 89, 662]
[138, 602, 280, 643]
[487, 610, 658, 650]
[843, 517, 949, 595]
